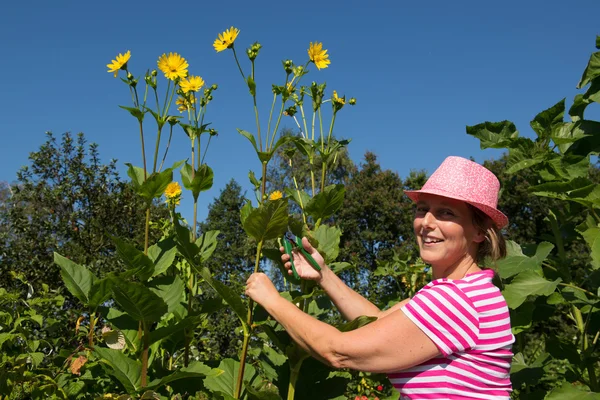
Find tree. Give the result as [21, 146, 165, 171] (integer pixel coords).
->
[0, 132, 168, 290]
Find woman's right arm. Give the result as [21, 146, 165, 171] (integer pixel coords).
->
[282, 237, 405, 320]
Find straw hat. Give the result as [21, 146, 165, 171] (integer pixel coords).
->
[404, 156, 508, 229]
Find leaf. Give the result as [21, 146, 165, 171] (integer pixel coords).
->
[102, 329, 126, 350]
[138, 169, 174, 204]
[502, 271, 561, 309]
[198, 267, 248, 332]
[505, 156, 545, 174]
[94, 347, 141, 394]
[242, 198, 289, 242]
[119, 105, 145, 123]
[63, 381, 85, 397]
[195, 230, 220, 263]
[238, 129, 259, 153]
[284, 188, 310, 210]
[248, 170, 260, 189]
[88, 277, 115, 309]
[149, 275, 185, 314]
[125, 163, 146, 187]
[105, 308, 139, 352]
[313, 224, 342, 264]
[148, 315, 204, 345]
[240, 200, 254, 226]
[111, 237, 154, 282]
[577, 50, 600, 89]
[581, 227, 600, 270]
[247, 76, 256, 96]
[496, 242, 553, 279]
[304, 184, 346, 221]
[111, 280, 168, 322]
[181, 163, 214, 201]
[546, 382, 600, 399]
[465, 120, 520, 149]
[510, 301, 534, 334]
[147, 361, 222, 390]
[530, 99, 565, 139]
[337, 315, 377, 332]
[545, 336, 580, 365]
[54, 252, 93, 305]
[203, 358, 258, 399]
[148, 238, 177, 277]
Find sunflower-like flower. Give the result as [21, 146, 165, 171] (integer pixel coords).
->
[213, 26, 240, 52]
[268, 190, 283, 201]
[176, 96, 196, 113]
[165, 182, 182, 205]
[179, 75, 205, 93]
[107, 50, 131, 78]
[157, 53, 189, 81]
[307, 42, 330, 70]
[332, 90, 345, 105]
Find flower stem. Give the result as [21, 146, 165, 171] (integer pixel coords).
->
[235, 239, 264, 399]
[161, 80, 171, 117]
[184, 271, 194, 367]
[269, 101, 286, 150]
[88, 311, 96, 348]
[158, 125, 174, 173]
[141, 321, 150, 387]
[287, 361, 303, 400]
[152, 127, 163, 174]
[138, 122, 147, 180]
[232, 47, 247, 82]
[267, 93, 277, 144]
[144, 208, 150, 255]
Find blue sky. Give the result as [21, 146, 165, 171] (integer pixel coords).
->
[2, 0, 599, 222]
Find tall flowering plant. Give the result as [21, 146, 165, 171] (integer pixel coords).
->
[213, 27, 358, 400]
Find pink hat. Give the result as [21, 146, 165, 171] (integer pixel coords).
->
[404, 156, 508, 229]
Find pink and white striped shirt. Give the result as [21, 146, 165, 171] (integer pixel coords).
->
[389, 269, 514, 399]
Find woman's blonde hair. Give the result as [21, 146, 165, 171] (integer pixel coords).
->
[468, 205, 507, 266]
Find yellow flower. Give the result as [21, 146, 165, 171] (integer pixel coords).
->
[180, 75, 205, 93]
[157, 53, 189, 81]
[213, 26, 240, 52]
[332, 90, 345, 105]
[176, 96, 196, 113]
[268, 190, 283, 201]
[107, 50, 131, 78]
[307, 42, 330, 70]
[165, 182, 182, 203]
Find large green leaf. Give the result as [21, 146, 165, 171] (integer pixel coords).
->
[581, 227, 600, 270]
[54, 252, 93, 305]
[242, 198, 288, 242]
[337, 315, 377, 332]
[94, 347, 141, 394]
[112, 237, 155, 282]
[510, 352, 548, 389]
[125, 163, 146, 187]
[105, 308, 140, 352]
[530, 99, 565, 140]
[465, 120, 520, 149]
[199, 268, 248, 331]
[149, 275, 185, 314]
[502, 271, 561, 309]
[203, 358, 258, 399]
[88, 277, 115, 309]
[147, 361, 222, 390]
[285, 188, 310, 211]
[496, 241, 553, 279]
[577, 50, 600, 89]
[546, 382, 600, 399]
[181, 163, 214, 201]
[138, 169, 174, 204]
[173, 218, 200, 263]
[313, 224, 342, 264]
[195, 230, 220, 263]
[148, 238, 177, 277]
[304, 184, 345, 222]
[148, 315, 204, 345]
[119, 105, 145, 123]
[111, 280, 168, 322]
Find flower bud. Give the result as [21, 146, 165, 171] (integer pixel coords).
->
[127, 72, 134, 80]
[211, 84, 218, 90]
[282, 59, 294, 75]
[209, 128, 218, 137]
[151, 69, 157, 77]
[349, 97, 357, 105]
[208, 95, 213, 101]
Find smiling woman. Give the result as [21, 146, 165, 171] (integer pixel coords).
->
[245, 156, 514, 399]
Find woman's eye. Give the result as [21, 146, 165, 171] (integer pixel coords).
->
[440, 209, 455, 216]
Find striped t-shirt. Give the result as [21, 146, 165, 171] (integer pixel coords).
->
[388, 269, 514, 399]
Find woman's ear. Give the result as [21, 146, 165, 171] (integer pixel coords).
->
[473, 228, 486, 244]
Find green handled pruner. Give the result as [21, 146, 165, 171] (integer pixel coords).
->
[282, 232, 321, 280]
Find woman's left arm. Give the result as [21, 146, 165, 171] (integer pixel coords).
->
[246, 273, 440, 373]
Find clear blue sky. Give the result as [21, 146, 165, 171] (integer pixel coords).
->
[2, 0, 599, 222]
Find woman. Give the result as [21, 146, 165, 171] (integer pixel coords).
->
[245, 156, 515, 399]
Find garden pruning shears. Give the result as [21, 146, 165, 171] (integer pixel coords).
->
[282, 232, 322, 280]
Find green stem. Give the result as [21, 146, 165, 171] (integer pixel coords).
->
[138, 121, 147, 180]
[235, 239, 264, 399]
[184, 272, 194, 367]
[141, 321, 150, 387]
[267, 93, 277, 145]
[287, 361, 303, 400]
[558, 283, 598, 298]
[163, 84, 176, 119]
[152, 127, 163, 173]
[144, 208, 150, 255]
[300, 104, 308, 139]
[161, 80, 171, 117]
[269, 101, 286, 150]
[158, 125, 174, 173]
[88, 311, 96, 349]
[232, 46, 247, 82]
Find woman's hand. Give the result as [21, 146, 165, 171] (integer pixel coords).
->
[280, 237, 326, 282]
[245, 273, 281, 308]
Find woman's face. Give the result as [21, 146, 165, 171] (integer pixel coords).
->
[413, 194, 484, 275]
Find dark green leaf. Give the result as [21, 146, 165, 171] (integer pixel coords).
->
[111, 280, 168, 322]
[54, 252, 93, 305]
[240, 200, 254, 226]
[242, 198, 289, 242]
[304, 184, 345, 222]
[119, 105, 145, 123]
[147, 361, 222, 390]
[465, 121, 519, 149]
[247, 76, 256, 96]
[530, 99, 565, 139]
[510, 301, 534, 334]
[581, 227, 600, 269]
[203, 358, 258, 399]
[198, 267, 248, 331]
[138, 169, 173, 204]
[284, 188, 310, 210]
[181, 163, 214, 201]
[313, 224, 341, 264]
[111, 236, 154, 282]
[88, 277, 115, 309]
[577, 51, 600, 89]
[149, 275, 185, 314]
[505, 156, 545, 174]
[238, 129, 259, 153]
[148, 315, 205, 345]
[546, 382, 600, 399]
[94, 347, 141, 394]
[148, 238, 177, 277]
[125, 163, 146, 187]
[545, 336, 580, 365]
[195, 230, 220, 263]
[337, 315, 377, 332]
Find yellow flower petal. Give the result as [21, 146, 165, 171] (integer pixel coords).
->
[180, 75, 205, 93]
[213, 26, 240, 52]
[307, 42, 330, 70]
[107, 50, 131, 78]
[157, 52, 189, 81]
[268, 190, 283, 201]
[165, 182, 182, 198]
